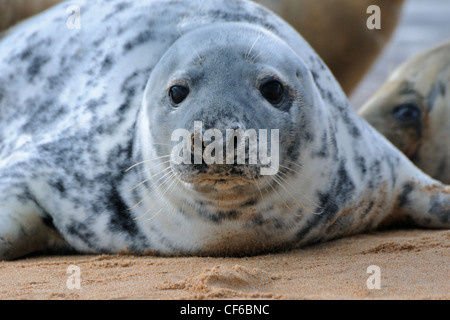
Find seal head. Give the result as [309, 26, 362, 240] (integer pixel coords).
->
[138, 23, 320, 206]
[359, 42, 450, 183]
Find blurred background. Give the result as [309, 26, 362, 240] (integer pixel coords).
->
[350, 0, 450, 109]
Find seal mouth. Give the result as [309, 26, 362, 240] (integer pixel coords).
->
[177, 172, 263, 197]
[171, 160, 263, 187]
[190, 175, 254, 190]
[187, 175, 262, 205]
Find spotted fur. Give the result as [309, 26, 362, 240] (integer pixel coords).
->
[0, 0, 448, 260]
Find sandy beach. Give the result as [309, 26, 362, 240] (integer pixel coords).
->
[0, 0, 449, 301]
[1, 229, 448, 300]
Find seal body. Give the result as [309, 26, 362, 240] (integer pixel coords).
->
[0, 0, 448, 260]
[359, 41, 450, 184]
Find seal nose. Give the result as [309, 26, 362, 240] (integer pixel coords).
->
[188, 124, 245, 167]
[190, 132, 207, 159]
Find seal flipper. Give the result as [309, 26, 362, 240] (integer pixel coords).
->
[387, 178, 450, 229]
[0, 184, 67, 260]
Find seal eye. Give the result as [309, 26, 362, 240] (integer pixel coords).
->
[260, 81, 284, 105]
[392, 102, 421, 122]
[169, 85, 189, 106]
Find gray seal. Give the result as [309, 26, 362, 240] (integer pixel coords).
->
[359, 41, 450, 184]
[0, 0, 448, 260]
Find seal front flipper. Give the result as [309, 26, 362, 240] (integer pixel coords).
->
[386, 171, 450, 229]
[0, 182, 67, 260]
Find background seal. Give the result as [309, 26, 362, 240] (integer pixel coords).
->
[359, 41, 450, 184]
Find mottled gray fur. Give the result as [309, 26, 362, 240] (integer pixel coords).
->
[0, 0, 448, 260]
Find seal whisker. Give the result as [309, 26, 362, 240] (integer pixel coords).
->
[169, 179, 185, 219]
[144, 173, 179, 220]
[282, 159, 305, 170]
[258, 176, 301, 218]
[176, 28, 204, 63]
[250, 51, 264, 64]
[132, 172, 176, 220]
[266, 176, 293, 213]
[179, 198, 186, 217]
[245, 32, 264, 61]
[137, 159, 172, 175]
[279, 163, 316, 182]
[252, 176, 275, 216]
[129, 165, 172, 192]
[273, 173, 322, 215]
[263, 183, 282, 216]
[281, 160, 320, 183]
[147, 176, 181, 221]
[128, 170, 174, 211]
[250, 47, 268, 64]
[247, 21, 274, 62]
[125, 155, 172, 172]
[168, 173, 184, 218]
[252, 177, 265, 204]
[277, 169, 322, 208]
[169, 200, 179, 219]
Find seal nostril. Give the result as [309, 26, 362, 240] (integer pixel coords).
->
[190, 133, 195, 148]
